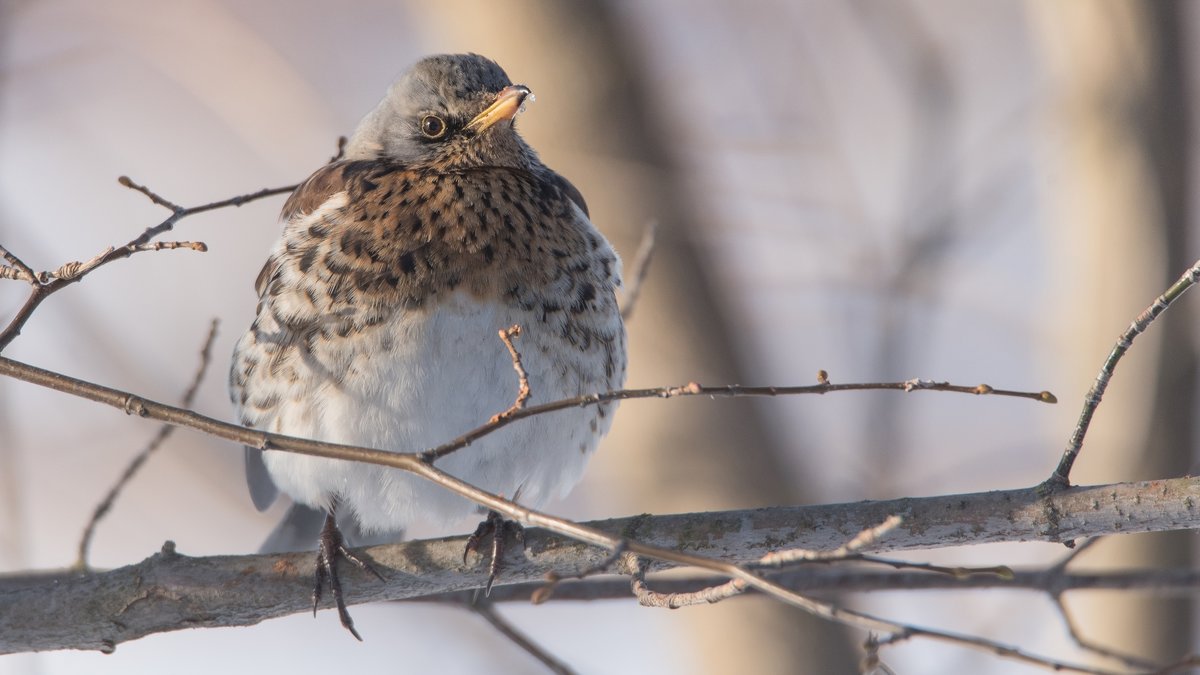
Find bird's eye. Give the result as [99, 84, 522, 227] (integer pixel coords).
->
[420, 115, 447, 139]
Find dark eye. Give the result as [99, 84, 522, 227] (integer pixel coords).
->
[420, 114, 447, 139]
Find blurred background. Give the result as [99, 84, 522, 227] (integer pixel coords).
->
[2, 1, 1198, 673]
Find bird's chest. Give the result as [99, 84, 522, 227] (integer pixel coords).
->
[298, 290, 604, 450]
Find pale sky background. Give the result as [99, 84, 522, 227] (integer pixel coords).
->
[3, 1, 1199, 673]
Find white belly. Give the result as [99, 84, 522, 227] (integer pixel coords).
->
[256, 291, 612, 533]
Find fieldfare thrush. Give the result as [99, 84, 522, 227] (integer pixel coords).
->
[229, 53, 627, 638]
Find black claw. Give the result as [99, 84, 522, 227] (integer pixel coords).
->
[313, 511, 383, 641]
[463, 511, 525, 595]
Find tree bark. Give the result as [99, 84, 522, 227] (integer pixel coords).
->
[4, 476, 1200, 655]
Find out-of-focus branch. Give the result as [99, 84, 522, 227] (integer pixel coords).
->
[74, 319, 220, 569]
[471, 601, 576, 675]
[618, 220, 657, 321]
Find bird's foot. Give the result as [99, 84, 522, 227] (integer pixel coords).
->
[463, 510, 525, 595]
[313, 512, 385, 641]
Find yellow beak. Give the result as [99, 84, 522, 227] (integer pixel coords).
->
[466, 85, 533, 133]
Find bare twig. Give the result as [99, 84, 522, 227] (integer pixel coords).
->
[0, 239, 209, 351]
[0, 244, 36, 284]
[1050, 536, 1102, 573]
[760, 515, 904, 565]
[629, 555, 1118, 673]
[1055, 594, 1161, 671]
[422, 377, 1054, 464]
[0, 266, 32, 282]
[630, 516, 907, 609]
[118, 176, 297, 247]
[1043, 536, 1163, 671]
[0, 136, 350, 352]
[1047, 258, 1200, 488]
[43, 241, 208, 284]
[471, 601, 577, 675]
[852, 555, 1012, 580]
[870, 630, 1129, 675]
[0, 163, 316, 353]
[533, 542, 629, 604]
[489, 325, 531, 424]
[74, 319, 220, 569]
[631, 555, 743, 608]
[619, 220, 657, 321]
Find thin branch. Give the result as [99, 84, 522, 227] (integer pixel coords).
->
[0, 135, 354, 352]
[852, 555, 1012, 580]
[0, 244, 36, 284]
[74, 319, 220, 569]
[1047, 257, 1200, 487]
[0, 266, 33, 282]
[619, 219, 657, 321]
[421, 377, 1054, 464]
[1043, 536, 1164, 671]
[533, 542, 629, 604]
[627, 556, 1122, 675]
[631, 554, 743, 608]
[489, 324, 531, 424]
[1050, 536, 1102, 572]
[118, 176, 297, 247]
[43, 241, 208, 284]
[471, 600, 577, 675]
[415, 564, 1200, 605]
[0, 179, 294, 352]
[0, 241, 209, 351]
[759, 515, 904, 565]
[1055, 594, 1161, 671]
[873, 628, 1126, 675]
[629, 516, 908, 609]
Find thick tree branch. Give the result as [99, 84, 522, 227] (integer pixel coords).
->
[2, 477, 1199, 654]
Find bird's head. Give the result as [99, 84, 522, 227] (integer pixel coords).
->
[345, 53, 537, 170]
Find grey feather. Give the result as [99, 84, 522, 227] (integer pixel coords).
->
[244, 446, 279, 512]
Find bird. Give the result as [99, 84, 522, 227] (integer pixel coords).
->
[228, 53, 626, 639]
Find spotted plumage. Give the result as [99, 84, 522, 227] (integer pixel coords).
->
[228, 54, 626, 636]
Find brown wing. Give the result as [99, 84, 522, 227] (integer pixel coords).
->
[253, 162, 359, 298]
[281, 161, 354, 222]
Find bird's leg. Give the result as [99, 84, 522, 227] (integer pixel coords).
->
[312, 508, 384, 641]
[463, 510, 525, 595]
